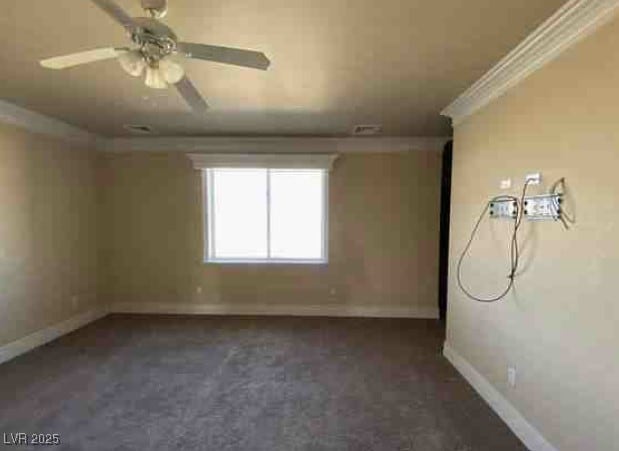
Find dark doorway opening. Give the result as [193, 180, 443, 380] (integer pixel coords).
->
[438, 140, 453, 322]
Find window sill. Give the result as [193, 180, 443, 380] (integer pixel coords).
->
[204, 258, 328, 265]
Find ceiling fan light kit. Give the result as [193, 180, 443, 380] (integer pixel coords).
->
[39, 0, 271, 113]
[118, 50, 146, 77]
[158, 59, 184, 84]
[145, 65, 168, 89]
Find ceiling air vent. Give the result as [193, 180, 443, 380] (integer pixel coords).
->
[352, 124, 383, 136]
[124, 124, 154, 135]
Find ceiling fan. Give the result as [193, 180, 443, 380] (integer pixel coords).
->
[40, 0, 271, 113]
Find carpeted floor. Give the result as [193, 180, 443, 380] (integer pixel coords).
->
[0, 315, 525, 450]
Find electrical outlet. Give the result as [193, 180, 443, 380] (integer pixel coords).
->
[71, 295, 79, 308]
[196, 286, 203, 294]
[507, 366, 517, 388]
[489, 199, 517, 219]
[525, 173, 541, 185]
[524, 194, 562, 221]
[500, 179, 512, 189]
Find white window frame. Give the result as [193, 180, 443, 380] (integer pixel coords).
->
[188, 154, 338, 265]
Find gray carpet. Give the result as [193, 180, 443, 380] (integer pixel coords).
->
[0, 315, 525, 450]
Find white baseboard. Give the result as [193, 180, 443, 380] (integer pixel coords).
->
[0, 309, 108, 365]
[443, 342, 558, 451]
[110, 302, 439, 319]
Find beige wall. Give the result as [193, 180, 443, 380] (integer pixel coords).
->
[99, 151, 441, 315]
[447, 15, 619, 451]
[0, 123, 99, 346]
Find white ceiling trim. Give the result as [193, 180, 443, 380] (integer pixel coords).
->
[102, 136, 449, 153]
[187, 153, 339, 170]
[441, 0, 619, 126]
[0, 99, 99, 145]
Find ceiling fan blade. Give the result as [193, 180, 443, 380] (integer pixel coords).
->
[175, 76, 209, 114]
[90, 0, 136, 29]
[178, 43, 271, 71]
[40, 48, 126, 70]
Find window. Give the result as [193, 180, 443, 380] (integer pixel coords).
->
[191, 154, 336, 263]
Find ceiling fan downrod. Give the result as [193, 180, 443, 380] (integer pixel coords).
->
[141, 0, 168, 18]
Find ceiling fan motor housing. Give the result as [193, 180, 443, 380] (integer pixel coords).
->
[130, 17, 177, 61]
[141, 0, 168, 18]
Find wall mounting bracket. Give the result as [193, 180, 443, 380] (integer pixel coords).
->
[524, 193, 563, 221]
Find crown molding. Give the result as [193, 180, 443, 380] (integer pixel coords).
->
[441, 0, 619, 126]
[0, 99, 99, 145]
[101, 136, 450, 153]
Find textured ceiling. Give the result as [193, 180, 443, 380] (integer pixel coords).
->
[0, 0, 566, 137]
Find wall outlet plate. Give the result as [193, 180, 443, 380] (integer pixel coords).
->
[525, 173, 541, 185]
[507, 366, 517, 388]
[524, 193, 562, 221]
[500, 179, 512, 189]
[489, 199, 517, 219]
